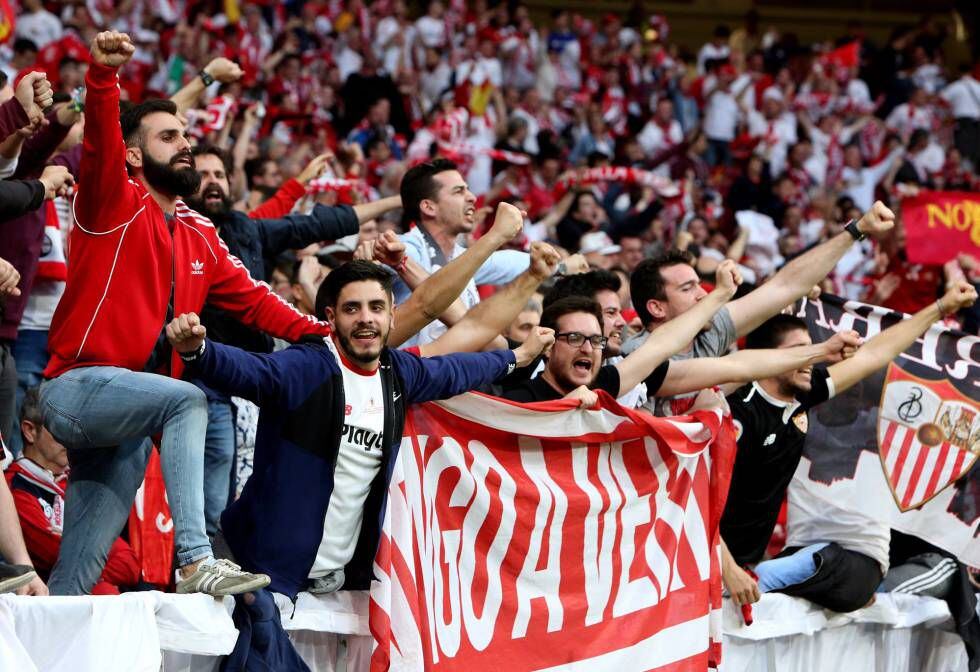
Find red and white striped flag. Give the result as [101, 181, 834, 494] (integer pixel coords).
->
[370, 391, 736, 671]
[795, 294, 980, 566]
[878, 369, 978, 511]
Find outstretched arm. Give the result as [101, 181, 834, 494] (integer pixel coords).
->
[828, 282, 978, 394]
[353, 194, 402, 224]
[387, 202, 525, 347]
[75, 31, 141, 230]
[656, 330, 861, 397]
[725, 201, 896, 338]
[168, 313, 323, 407]
[400, 326, 555, 403]
[170, 58, 244, 115]
[419, 242, 560, 357]
[614, 261, 741, 395]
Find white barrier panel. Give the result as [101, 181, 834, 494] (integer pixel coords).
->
[0, 591, 969, 672]
[720, 592, 969, 672]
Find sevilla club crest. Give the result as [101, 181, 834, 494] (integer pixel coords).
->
[877, 364, 980, 512]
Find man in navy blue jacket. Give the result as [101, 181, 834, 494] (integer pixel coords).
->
[186, 144, 402, 538]
[166, 260, 553, 598]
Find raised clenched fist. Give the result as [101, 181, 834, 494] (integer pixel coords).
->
[714, 259, 743, 297]
[91, 31, 135, 68]
[856, 200, 896, 235]
[488, 201, 525, 244]
[940, 280, 979, 314]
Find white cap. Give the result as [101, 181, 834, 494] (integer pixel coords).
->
[579, 232, 621, 256]
[762, 87, 784, 103]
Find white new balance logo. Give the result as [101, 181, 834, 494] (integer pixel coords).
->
[191, 259, 204, 275]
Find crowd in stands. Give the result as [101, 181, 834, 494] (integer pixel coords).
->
[0, 0, 978, 668]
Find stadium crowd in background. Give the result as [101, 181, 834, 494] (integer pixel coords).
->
[0, 0, 977, 669]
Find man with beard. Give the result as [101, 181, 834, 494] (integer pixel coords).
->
[187, 144, 401, 537]
[165, 261, 553, 602]
[501, 262, 860, 406]
[625, 201, 897, 416]
[38, 32, 324, 596]
[719, 282, 978, 612]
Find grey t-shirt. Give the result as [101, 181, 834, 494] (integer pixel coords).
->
[621, 306, 737, 416]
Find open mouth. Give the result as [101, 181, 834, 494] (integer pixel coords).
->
[203, 186, 225, 204]
[352, 329, 379, 344]
[173, 155, 193, 168]
[573, 358, 593, 374]
[463, 206, 476, 221]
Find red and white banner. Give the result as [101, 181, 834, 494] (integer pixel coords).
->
[902, 190, 980, 265]
[370, 392, 736, 671]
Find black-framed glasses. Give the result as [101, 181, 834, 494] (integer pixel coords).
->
[555, 332, 608, 349]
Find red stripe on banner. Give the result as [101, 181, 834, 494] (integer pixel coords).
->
[891, 428, 916, 491]
[950, 446, 968, 481]
[881, 421, 898, 460]
[923, 442, 953, 502]
[902, 439, 933, 508]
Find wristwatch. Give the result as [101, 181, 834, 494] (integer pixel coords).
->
[199, 69, 215, 87]
[844, 219, 865, 242]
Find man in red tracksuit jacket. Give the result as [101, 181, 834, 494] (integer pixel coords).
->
[38, 31, 330, 597]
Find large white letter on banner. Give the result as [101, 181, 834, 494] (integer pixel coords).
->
[423, 439, 468, 659]
[512, 437, 566, 638]
[575, 442, 621, 626]
[459, 441, 516, 651]
[610, 441, 657, 617]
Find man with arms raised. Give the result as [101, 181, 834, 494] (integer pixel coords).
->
[626, 202, 896, 415]
[38, 32, 327, 596]
[500, 261, 861, 405]
[396, 158, 530, 346]
[167, 261, 553, 600]
[720, 282, 978, 611]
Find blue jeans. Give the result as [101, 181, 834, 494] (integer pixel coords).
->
[39, 366, 212, 595]
[10, 329, 50, 455]
[203, 398, 235, 537]
[755, 543, 829, 593]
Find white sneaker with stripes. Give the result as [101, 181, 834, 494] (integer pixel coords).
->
[176, 558, 270, 596]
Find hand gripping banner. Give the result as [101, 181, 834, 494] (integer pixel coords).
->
[370, 391, 736, 671]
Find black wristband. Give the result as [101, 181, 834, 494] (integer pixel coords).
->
[844, 219, 865, 242]
[199, 70, 214, 87]
[179, 341, 206, 363]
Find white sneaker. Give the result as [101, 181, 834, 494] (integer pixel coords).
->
[176, 558, 270, 596]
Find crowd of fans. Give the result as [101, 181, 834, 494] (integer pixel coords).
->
[0, 0, 978, 668]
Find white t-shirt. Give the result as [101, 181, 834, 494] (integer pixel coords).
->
[703, 89, 739, 142]
[785, 460, 890, 573]
[940, 77, 980, 120]
[637, 118, 683, 171]
[697, 43, 730, 74]
[746, 110, 798, 176]
[415, 15, 447, 48]
[884, 103, 934, 140]
[309, 338, 385, 578]
[15, 10, 63, 48]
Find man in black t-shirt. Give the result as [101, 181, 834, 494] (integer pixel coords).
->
[721, 281, 978, 612]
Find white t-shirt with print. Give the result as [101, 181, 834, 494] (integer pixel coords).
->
[309, 338, 386, 578]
